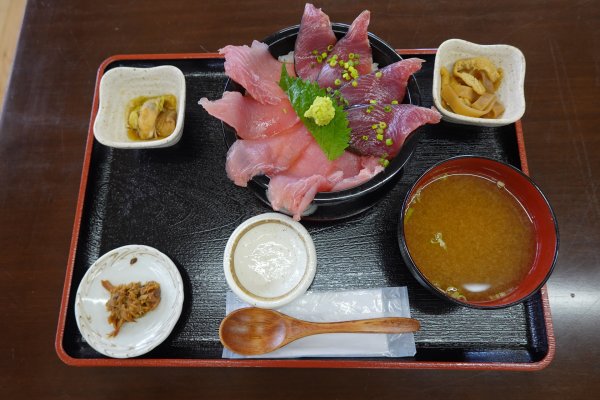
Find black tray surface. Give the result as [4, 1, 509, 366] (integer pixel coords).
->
[62, 53, 548, 363]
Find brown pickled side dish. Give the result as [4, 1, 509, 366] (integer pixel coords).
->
[440, 57, 505, 119]
[101, 280, 161, 337]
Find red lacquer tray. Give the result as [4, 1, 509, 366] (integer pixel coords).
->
[55, 50, 555, 369]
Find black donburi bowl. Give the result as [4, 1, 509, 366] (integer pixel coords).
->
[222, 23, 423, 221]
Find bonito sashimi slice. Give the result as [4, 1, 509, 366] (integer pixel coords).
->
[294, 3, 337, 81]
[220, 41, 293, 105]
[199, 92, 298, 140]
[316, 10, 372, 89]
[225, 123, 313, 187]
[267, 143, 383, 220]
[339, 58, 424, 107]
[347, 104, 441, 159]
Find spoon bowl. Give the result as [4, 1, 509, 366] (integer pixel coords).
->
[219, 307, 420, 356]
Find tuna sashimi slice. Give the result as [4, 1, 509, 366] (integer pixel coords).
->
[220, 41, 292, 105]
[347, 104, 441, 159]
[278, 141, 364, 180]
[199, 92, 298, 140]
[267, 142, 338, 220]
[267, 174, 330, 221]
[225, 123, 313, 187]
[330, 156, 384, 191]
[266, 143, 384, 220]
[280, 140, 333, 177]
[339, 58, 424, 107]
[316, 10, 373, 89]
[294, 3, 337, 81]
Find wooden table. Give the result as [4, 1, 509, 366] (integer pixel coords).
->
[1, 0, 598, 398]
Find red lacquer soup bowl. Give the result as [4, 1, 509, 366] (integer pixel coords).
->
[397, 156, 559, 309]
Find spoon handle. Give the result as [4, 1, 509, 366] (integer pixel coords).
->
[294, 317, 420, 338]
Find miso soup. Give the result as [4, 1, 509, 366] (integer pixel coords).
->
[404, 173, 536, 302]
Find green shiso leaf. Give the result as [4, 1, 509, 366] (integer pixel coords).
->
[279, 65, 350, 161]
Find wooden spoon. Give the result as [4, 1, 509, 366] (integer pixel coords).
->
[219, 307, 420, 356]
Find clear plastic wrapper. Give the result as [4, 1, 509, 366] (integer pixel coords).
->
[222, 287, 416, 358]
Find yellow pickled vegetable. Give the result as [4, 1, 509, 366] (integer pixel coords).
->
[449, 80, 477, 102]
[440, 68, 495, 118]
[440, 57, 505, 119]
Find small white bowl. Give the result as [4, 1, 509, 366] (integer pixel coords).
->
[432, 38, 526, 127]
[223, 213, 317, 309]
[93, 66, 186, 148]
[75, 244, 184, 358]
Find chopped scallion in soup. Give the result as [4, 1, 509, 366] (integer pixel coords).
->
[404, 173, 536, 302]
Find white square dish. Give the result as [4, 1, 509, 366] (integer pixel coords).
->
[93, 65, 186, 148]
[432, 39, 526, 127]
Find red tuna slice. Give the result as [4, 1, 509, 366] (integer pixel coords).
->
[267, 174, 329, 221]
[277, 141, 364, 183]
[225, 123, 313, 187]
[266, 142, 337, 220]
[347, 104, 441, 159]
[220, 41, 294, 105]
[199, 92, 298, 140]
[266, 143, 384, 220]
[316, 10, 372, 89]
[281, 140, 333, 177]
[339, 58, 424, 107]
[330, 156, 383, 191]
[294, 3, 337, 81]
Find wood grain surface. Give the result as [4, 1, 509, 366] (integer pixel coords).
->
[0, 0, 599, 399]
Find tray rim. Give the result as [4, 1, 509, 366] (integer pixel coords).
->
[55, 50, 555, 370]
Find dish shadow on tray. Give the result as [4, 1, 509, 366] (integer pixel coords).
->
[382, 247, 461, 316]
[366, 202, 462, 317]
[407, 286, 462, 315]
